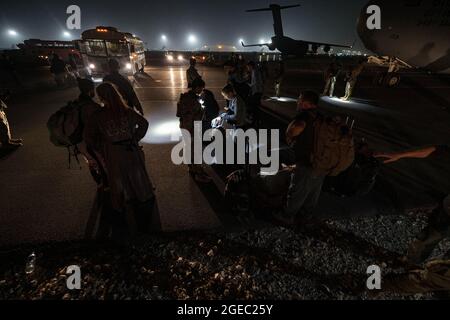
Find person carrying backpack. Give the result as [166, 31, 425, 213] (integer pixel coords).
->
[75, 78, 104, 184]
[47, 78, 101, 172]
[274, 91, 355, 226]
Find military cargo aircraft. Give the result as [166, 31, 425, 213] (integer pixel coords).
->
[241, 4, 353, 56]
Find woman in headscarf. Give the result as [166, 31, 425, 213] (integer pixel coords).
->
[84, 82, 157, 237]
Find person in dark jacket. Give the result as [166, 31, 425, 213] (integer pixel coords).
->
[186, 58, 201, 89]
[103, 59, 144, 116]
[177, 78, 211, 184]
[50, 54, 67, 88]
[201, 89, 220, 130]
[273, 91, 324, 226]
[75, 78, 103, 185]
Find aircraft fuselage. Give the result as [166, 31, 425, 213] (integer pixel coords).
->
[358, 0, 450, 73]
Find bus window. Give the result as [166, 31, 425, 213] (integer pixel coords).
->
[134, 43, 144, 53]
[106, 41, 129, 57]
[86, 40, 107, 56]
[77, 41, 88, 54]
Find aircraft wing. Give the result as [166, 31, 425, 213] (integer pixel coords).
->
[241, 41, 270, 48]
[246, 4, 301, 12]
[307, 40, 354, 49]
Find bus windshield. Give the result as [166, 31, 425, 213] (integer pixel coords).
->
[86, 40, 107, 56]
[106, 41, 129, 57]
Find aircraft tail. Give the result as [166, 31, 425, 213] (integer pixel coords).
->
[246, 4, 301, 37]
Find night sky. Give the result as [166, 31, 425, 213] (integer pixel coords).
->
[0, 0, 368, 50]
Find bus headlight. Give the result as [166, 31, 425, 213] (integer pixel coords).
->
[167, 55, 174, 61]
[126, 63, 132, 70]
[178, 55, 184, 61]
[89, 63, 96, 69]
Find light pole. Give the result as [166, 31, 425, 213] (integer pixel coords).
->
[8, 30, 18, 37]
[188, 34, 197, 48]
[6, 29, 19, 49]
[62, 31, 72, 39]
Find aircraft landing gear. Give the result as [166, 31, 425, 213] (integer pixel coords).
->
[385, 73, 401, 87]
[374, 72, 401, 87]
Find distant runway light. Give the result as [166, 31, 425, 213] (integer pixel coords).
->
[188, 34, 197, 44]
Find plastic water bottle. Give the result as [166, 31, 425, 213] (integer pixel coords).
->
[25, 252, 37, 275]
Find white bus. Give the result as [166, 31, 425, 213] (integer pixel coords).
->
[76, 26, 146, 80]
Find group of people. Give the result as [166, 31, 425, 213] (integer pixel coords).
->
[50, 53, 82, 88]
[272, 88, 450, 293]
[322, 59, 366, 101]
[5, 51, 449, 293]
[177, 57, 265, 183]
[69, 59, 156, 238]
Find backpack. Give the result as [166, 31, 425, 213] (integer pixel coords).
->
[325, 153, 381, 197]
[176, 93, 188, 118]
[311, 115, 355, 177]
[47, 101, 84, 148]
[47, 101, 86, 168]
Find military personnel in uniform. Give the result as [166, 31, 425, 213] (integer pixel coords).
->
[341, 60, 365, 101]
[0, 97, 23, 149]
[322, 62, 340, 97]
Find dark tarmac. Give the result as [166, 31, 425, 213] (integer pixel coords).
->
[1, 62, 449, 247]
